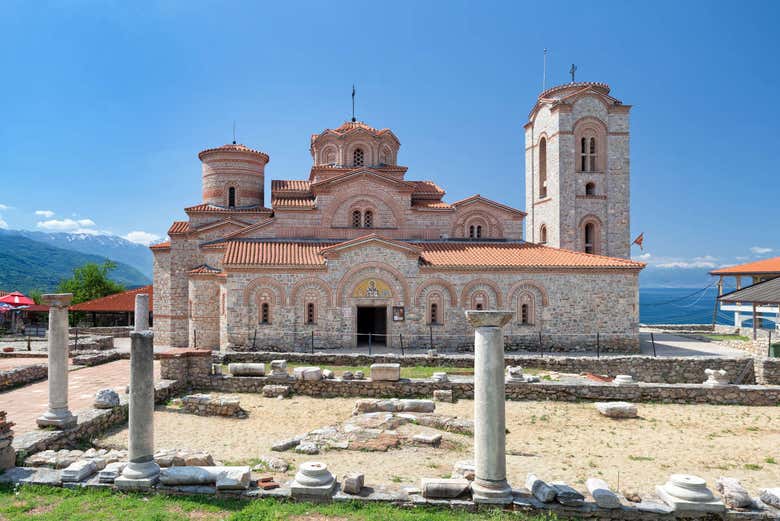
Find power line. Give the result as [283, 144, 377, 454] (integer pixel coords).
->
[642, 280, 718, 307]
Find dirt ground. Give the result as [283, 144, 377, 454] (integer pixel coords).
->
[97, 394, 780, 495]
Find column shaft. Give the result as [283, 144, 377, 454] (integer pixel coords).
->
[37, 294, 76, 429]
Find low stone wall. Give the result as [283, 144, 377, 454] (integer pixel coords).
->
[198, 374, 780, 406]
[71, 350, 121, 367]
[0, 364, 48, 391]
[755, 358, 780, 385]
[159, 349, 213, 388]
[70, 335, 114, 351]
[176, 394, 244, 417]
[69, 326, 133, 338]
[217, 351, 755, 384]
[12, 379, 181, 461]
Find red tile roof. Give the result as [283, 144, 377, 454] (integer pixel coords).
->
[271, 180, 312, 193]
[189, 264, 222, 275]
[412, 201, 453, 210]
[184, 204, 272, 214]
[217, 239, 643, 270]
[272, 197, 316, 209]
[222, 241, 331, 266]
[168, 221, 191, 235]
[450, 194, 526, 216]
[710, 257, 780, 276]
[417, 242, 644, 270]
[70, 285, 153, 312]
[150, 241, 171, 250]
[197, 143, 269, 162]
[409, 180, 445, 198]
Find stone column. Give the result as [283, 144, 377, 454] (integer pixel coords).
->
[37, 293, 76, 429]
[116, 330, 160, 489]
[466, 310, 513, 504]
[134, 293, 150, 332]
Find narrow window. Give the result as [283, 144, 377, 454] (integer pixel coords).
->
[585, 182, 595, 196]
[468, 225, 475, 238]
[353, 148, 364, 167]
[430, 303, 438, 325]
[363, 210, 373, 228]
[352, 210, 362, 228]
[589, 137, 597, 172]
[521, 304, 529, 325]
[306, 302, 315, 324]
[539, 137, 547, 199]
[580, 137, 587, 172]
[475, 302, 484, 311]
[261, 302, 270, 324]
[228, 186, 236, 208]
[584, 222, 595, 254]
[476, 225, 482, 238]
[540, 225, 547, 244]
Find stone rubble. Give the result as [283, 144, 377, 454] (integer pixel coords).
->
[552, 482, 585, 507]
[760, 488, 780, 509]
[262, 384, 291, 398]
[703, 368, 731, 387]
[61, 460, 97, 482]
[98, 462, 127, 484]
[586, 478, 622, 509]
[716, 477, 753, 509]
[526, 474, 557, 503]
[505, 366, 540, 383]
[153, 449, 215, 467]
[93, 388, 121, 409]
[342, 472, 364, 495]
[353, 371, 365, 379]
[0, 411, 15, 471]
[595, 401, 638, 419]
[613, 374, 637, 386]
[433, 390, 454, 403]
[352, 398, 435, 415]
[369, 363, 401, 381]
[269, 360, 289, 379]
[412, 433, 442, 446]
[293, 366, 323, 381]
[228, 363, 265, 376]
[420, 477, 470, 499]
[253, 455, 289, 473]
[451, 460, 475, 481]
[431, 372, 448, 383]
[178, 394, 246, 418]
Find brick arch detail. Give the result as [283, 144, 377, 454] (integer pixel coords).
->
[413, 278, 458, 307]
[336, 262, 410, 307]
[321, 191, 405, 230]
[242, 277, 287, 306]
[290, 277, 334, 308]
[460, 278, 503, 308]
[451, 210, 504, 239]
[507, 280, 549, 307]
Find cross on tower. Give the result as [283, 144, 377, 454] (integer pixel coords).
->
[569, 64, 577, 83]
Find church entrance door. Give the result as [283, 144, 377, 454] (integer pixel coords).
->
[356, 306, 387, 346]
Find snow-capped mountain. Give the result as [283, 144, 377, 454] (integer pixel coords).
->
[0, 229, 153, 278]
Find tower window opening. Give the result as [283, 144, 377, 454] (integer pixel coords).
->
[430, 303, 438, 324]
[584, 222, 595, 254]
[540, 224, 547, 244]
[580, 137, 597, 172]
[521, 303, 529, 324]
[260, 302, 270, 324]
[353, 148, 364, 167]
[539, 137, 547, 199]
[228, 186, 236, 208]
[306, 302, 315, 324]
[585, 182, 596, 196]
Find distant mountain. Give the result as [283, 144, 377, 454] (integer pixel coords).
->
[0, 234, 150, 294]
[0, 229, 152, 277]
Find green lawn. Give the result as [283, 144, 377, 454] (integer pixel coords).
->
[701, 334, 750, 343]
[224, 364, 544, 379]
[0, 485, 554, 520]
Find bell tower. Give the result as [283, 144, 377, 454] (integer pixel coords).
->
[524, 82, 631, 259]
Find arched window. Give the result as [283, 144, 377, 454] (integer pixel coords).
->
[306, 302, 316, 324]
[580, 137, 597, 172]
[352, 210, 362, 228]
[353, 148, 364, 167]
[585, 182, 596, 196]
[476, 225, 482, 239]
[521, 304, 529, 324]
[228, 186, 236, 208]
[539, 225, 547, 244]
[468, 225, 475, 238]
[363, 210, 373, 228]
[430, 303, 438, 325]
[584, 222, 596, 254]
[539, 137, 547, 199]
[517, 293, 535, 325]
[260, 302, 270, 324]
[475, 302, 484, 310]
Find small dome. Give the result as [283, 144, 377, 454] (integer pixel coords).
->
[198, 143, 269, 162]
[538, 82, 611, 101]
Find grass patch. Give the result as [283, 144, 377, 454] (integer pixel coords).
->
[743, 463, 763, 471]
[701, 334, 750, 343]
[0, 484, 555, 520]
[628, 455, 655, 462]
[766, 457, 777, 465]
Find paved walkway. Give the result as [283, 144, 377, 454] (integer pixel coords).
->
[638, 330, 750, 357]
[0, 360, 160, 435]
[0, 357, 49, 371]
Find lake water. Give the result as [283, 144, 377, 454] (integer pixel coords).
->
[640, 286, 776, 327]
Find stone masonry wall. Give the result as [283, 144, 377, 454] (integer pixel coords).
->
[755, 358, 780, 385]
[216, 351, 754, 384]
[0, 364, 48, 391]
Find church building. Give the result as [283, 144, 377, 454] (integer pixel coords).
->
[152, 82, 644, 352]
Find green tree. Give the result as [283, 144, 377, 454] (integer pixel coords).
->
[57, 261, 125, 305]
[28, 289, 43, 305]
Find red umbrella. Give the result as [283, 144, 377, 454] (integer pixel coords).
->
[0, 292, 35, 306]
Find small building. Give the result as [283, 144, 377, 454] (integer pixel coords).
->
[711, 257, 780, 330]
[719, 277, 780, 339]
[69, 285, 153, 327]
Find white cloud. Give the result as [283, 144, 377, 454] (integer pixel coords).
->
[35, 210, 55, 218]
[652, 255, 718, 269]
[635, 252, 651, 260]
[0, 217, 7, 229]
[122, 231, 161, 246]
[750, 246, 773, 255]
[36, 218, 97, 232]
[0, 204, 10, 211]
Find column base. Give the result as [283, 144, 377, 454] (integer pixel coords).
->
[121, 459, 161, 480]
[36, 410, 77, 430]
[471, 479, 513, 505]
[115, 475, 159, 491]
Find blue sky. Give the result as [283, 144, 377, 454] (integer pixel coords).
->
[0, 0, 778, 272]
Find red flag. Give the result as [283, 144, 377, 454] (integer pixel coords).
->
[632, 233, 644, 250]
